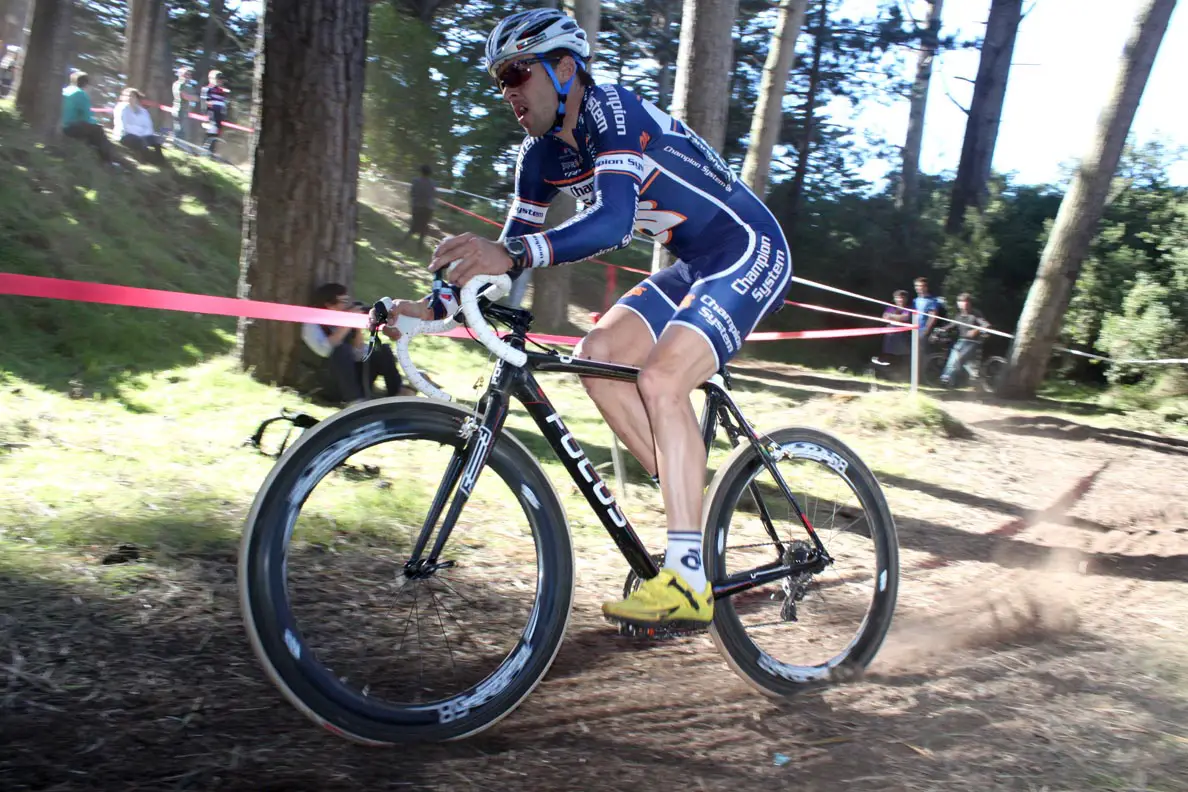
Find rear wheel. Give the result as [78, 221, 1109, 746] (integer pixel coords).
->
[239, 398, 574, 743]
[703, 427, 898, 697]
[980, 356, 1007, 395]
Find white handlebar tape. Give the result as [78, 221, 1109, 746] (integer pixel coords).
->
[461, 275, 527, 368]
[395, 333, 453, 402]
[380, 273, 525, 401]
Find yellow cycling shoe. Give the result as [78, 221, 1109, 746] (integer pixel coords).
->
[602, 568, 713, 629]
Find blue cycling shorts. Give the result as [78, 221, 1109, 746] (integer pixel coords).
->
[615, 221, 793, 368]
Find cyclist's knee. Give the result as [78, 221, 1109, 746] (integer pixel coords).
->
[576, 326, 640, 366]
[637, 363, 686, 408]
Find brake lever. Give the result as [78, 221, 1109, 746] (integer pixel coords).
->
[361, 298, 391, 363]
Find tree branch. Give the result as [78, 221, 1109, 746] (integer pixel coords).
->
[945, 89, 970, 115]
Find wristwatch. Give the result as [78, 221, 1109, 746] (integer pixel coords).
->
[502, 237, 529, 273]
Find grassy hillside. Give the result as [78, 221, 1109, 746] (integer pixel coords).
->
[0, 103, 451, 399]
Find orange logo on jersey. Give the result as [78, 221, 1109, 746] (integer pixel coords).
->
[634, 200, 687, 244]
[627, 285, 648, 298]
[680, 294, 695, 309]
[639, 131, 651, 150]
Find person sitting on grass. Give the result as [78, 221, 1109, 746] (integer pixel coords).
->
[301, 282, 406, 405]
[61, 71, 117, 165]
[113, 88, 165, 165]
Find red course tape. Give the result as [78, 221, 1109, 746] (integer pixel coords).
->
[1, 273, 910, 347]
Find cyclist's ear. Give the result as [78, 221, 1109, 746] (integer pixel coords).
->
[554, 55, 576, 82]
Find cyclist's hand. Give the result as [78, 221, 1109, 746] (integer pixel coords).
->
[377, 299, 433, 341]
[430, 232, 512, 285]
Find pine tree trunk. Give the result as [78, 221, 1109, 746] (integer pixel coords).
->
[999, 0, 1176, 399]
[532, 0, 600, 331]
[123, 0, 164, 98]
[196, 0, 225, 90]
[149, 0, 172, 126]
[655, 0, 677, 110]
[945, 0, 1021, 234]
[785, 0, 825, 236]
[670, 0, 737, 149]
[740, 0, 806, 198]
[653, 0, 738, 272]
[895, 0, 943, 214]
[237, 0, 370, 386]
[531, 195, 577, 331]
[15, 0, 71, 137]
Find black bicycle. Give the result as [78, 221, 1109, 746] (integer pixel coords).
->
[238, 272, 900, 744]
[922, 331, 1007, 394]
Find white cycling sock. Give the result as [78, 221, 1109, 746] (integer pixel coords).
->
[664, 532, 707, 591]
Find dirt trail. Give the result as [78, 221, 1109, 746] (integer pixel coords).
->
[2, 380, 1187, 791]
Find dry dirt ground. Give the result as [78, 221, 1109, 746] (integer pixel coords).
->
[3, 371, 1187, 792]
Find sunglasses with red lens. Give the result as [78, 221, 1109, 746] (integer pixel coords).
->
[495, 58, 554, 92]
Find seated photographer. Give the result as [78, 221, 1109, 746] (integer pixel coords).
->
[301, 283, 404, 405]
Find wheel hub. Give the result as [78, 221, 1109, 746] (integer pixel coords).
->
[402, 558, 456, 579]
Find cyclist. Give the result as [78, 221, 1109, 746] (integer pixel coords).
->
[382, 8, 792, 630]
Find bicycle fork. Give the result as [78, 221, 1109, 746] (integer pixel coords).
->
[403, 371, 514, 579]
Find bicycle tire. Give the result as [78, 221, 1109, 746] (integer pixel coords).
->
[923, 353, 947, 387]
[239, 397, 574, 744]
[980, 356, 1007, 395]
[703, 426, 899, 698]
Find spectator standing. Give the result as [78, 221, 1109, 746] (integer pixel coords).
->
[61, 72, 116, 164]
[912, 276, 941, 359]
[0, 44, 21, 99]
[407, 164, 437, 248]
[171, 67, 198, 143]
[200, 70, 229, 153]
[113, 88, 165, 164]
[871, 289, 913, 374]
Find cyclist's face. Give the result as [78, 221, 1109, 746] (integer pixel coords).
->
[500, 55, 573, 137]
[500, 58, 548, 135]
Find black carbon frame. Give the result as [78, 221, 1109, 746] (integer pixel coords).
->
[405, 303, 829, 600]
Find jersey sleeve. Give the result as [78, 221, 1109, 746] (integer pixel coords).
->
[499, 137, 558, 241]
[514, 85, 649, 268]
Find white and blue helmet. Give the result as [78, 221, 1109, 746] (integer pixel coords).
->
[484, 8, 590, 80]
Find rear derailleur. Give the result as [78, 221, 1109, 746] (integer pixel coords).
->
[777, 540, 815, 622]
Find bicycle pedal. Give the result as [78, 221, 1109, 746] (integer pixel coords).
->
[608, 617, 708, 640]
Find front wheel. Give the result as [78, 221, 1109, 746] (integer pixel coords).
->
[703, 427, 899, 697]
[923, 352, 948, 387]
[238, 397, 575, 744]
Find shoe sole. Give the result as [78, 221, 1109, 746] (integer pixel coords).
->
[601, 612, 713, 632]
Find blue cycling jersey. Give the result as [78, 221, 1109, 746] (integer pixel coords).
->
[502, 83, 781, 269]
[501, 82, 793, 368]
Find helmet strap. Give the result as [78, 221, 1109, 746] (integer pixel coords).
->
[541, 61, 577, 134]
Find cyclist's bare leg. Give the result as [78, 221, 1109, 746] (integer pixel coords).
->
[637, 324, 718, 590]
[575, 306, 659, 476]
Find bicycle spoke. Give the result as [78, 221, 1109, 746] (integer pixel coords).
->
[425, 585, 458, 678]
